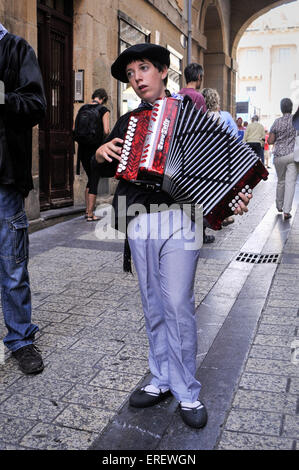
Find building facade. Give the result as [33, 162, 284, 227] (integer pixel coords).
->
[0, 0, 293, 220]
[236, 1, 299, 130]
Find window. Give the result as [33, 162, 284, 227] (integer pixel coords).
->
[118, 12, 150, 116]
[278, 47, 291, 63]
[246, 86, 256, 93]
[239, 48, 262, 78]
[247, 49, 258, 61]
[167, 45, 183, 94]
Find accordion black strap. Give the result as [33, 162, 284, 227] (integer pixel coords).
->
[123, 236, 132, 273]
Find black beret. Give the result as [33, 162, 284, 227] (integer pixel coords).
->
[111, 43, 170, 83]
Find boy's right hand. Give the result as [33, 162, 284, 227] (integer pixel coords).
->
[95, 138, 123, 163]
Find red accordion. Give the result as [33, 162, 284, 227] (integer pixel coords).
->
[115, 98, 269, 230]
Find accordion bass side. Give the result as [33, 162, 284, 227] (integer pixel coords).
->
[115, 98, 269, 230]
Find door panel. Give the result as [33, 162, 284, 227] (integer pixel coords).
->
[37, 2, 74, 209]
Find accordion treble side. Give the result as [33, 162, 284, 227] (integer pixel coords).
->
[115, 98, 269, 230]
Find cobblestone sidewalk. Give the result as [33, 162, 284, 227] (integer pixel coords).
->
[0, 171, 298, 450]
[217, 210, 299, 450]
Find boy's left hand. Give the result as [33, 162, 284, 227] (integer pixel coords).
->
[233, 192, 252, 216]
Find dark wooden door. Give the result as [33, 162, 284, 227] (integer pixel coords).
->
[37, 1, 74, 209]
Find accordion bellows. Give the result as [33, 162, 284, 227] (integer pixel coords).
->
[115, 98, 269, 230]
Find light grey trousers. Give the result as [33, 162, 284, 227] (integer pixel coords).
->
[128, 209, 202, 403]
[274, 153, 299, 213]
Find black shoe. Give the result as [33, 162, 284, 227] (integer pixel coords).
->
[179, 401, 208, 429]
[129, 385, 172, 408]
[203, 234, 215, 244]
[12, 344, 44, 375]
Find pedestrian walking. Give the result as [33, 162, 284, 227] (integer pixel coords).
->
[244, 115, 265, 164]
[201, 87, 238, 136]
[268, 98, 298, 220]
[264, 130, 271, 169]
[201, 87, 237, 226]
[236, 117, 245, 142]
[94, 43, 252, 429]
[178, 63, 207, 112]
[0, 24, 46, 373]
[74, 88, 110, 221]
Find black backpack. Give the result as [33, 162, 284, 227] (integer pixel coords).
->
[74, 103, 104, 147]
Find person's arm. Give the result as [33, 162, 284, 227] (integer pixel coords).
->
[268, 132, 276, 145]
[268, 120, 277, 146]
[102, 111, 110, 137]
[261, 126, 266, 147]
[4, 37, 46, 128]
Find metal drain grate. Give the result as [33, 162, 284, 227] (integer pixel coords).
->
[236, 252, 281, 264]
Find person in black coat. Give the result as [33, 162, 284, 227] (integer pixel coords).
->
[0, 24, 46, 374]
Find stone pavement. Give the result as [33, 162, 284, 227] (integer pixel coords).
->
[0, 168, 298, 450]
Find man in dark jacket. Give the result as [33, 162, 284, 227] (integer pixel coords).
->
[0, 24, 46, 374]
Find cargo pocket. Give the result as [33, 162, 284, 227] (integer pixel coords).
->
[10, 212, 29, 264]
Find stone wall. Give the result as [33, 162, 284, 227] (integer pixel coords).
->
[73, 0, 191, 205]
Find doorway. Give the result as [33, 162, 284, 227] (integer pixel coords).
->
[37, 0, 74, 209]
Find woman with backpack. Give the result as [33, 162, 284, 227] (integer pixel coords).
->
[74, 88, 110, 221]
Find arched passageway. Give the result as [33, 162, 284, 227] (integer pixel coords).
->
[201, 3, 230, 109]
[193, 0, 296, 113]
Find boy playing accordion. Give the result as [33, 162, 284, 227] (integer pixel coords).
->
[95, 43, 251, 428]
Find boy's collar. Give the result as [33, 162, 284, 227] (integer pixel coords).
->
[138, 93, 184, 109]
[0, 24, 8, 41]
[139, 100, 153, 109]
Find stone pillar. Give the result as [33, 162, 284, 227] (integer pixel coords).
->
[204, 52, 231, 110]
[228, 57, 238, 116]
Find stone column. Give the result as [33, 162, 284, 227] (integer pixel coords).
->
[204, 52, 231, 110]
[228, 57, 238, 116]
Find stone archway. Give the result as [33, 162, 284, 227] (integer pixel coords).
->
[229, 0, 297, 116]
[230, 0, 296, 59]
